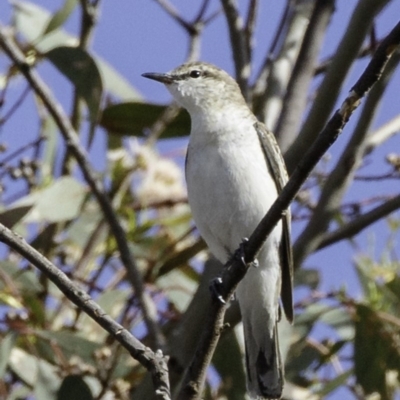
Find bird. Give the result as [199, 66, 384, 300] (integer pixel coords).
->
[142, 62, 293, 400]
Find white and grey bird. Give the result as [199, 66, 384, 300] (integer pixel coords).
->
[143, 62, 293, 400]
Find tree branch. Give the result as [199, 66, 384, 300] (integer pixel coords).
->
[220, 0, 250, 100]
[316, 194, 400, 251]
[255, 0, 314, 129]
[275, 0, 335, 152]
[285, 0, 391, 173]
[176, 19, 400, 400]
[0, 222, 171, 400]
[0, 27, 165, 350]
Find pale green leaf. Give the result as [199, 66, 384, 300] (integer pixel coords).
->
[101, 102, 190, 138]
[13, 176, 87, 223]
[45, 46, 103, 127]
[43, 0, 78, 36]
[0, 334, 16, 378]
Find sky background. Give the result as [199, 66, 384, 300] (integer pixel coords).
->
[1, 1, 400, 399]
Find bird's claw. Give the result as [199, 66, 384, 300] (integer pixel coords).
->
[209, 277, 226, 304]
[235, 238, 259, 268]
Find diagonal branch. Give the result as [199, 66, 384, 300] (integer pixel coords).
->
[0, 222, 171, 400]
[316, 194, 400, 251]
[0, 27, 165, 350]
[176, 19, 400, 400]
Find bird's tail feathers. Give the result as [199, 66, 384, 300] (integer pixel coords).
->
[244, 322, 283, 400]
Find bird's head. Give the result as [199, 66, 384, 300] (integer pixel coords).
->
[142, 62, 246, 115]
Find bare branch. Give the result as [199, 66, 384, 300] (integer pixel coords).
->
[275, 0, 335, 152]
[220, 0, 250, 100]
[317, 194, 400, 251]
[255, 0, 314, 129]
[285, 0, 391, 173]
[0, 222, 171, 400]
[364, 114, 400, 154]
[176, 19, 400, 400]
[253, 0, 292, 96]
[154, 0, 194, 33]
[0, 28, 165, 350]
[244, 0, 259, 61]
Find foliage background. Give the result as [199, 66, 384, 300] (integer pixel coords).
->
[0, 1, 400, 399]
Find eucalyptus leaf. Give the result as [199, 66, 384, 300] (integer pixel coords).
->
[34, 362, 60, 400]
[36, 331, 101, 365]
[0, 334, 16, 378]
[57, 375, 93, 400]
[354, 304, 400, 399]
[42, 0, 78, 36]
[13, 176, 86, 223]
[0, 205, 33, 228]
[45, 46, 103, 129]
[101, 102, 190, 138]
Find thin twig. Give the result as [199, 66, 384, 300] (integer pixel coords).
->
[316, 194, 400, 251]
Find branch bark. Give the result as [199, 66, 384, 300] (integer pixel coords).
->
[316, 194, 400, 251]
[275, 0, 335, 152]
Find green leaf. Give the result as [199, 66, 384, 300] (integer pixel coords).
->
[34, 362, 60, 400]
[36, 331, 101, 365]
[101, 102, 190, 138]
[354, 304, 400, 399]
[13, 176, 87, 223]
[13, 1, 142, 100]
[0, 205, 33, 228]
[0, 333, 16, 378]
[57, 375, 93, 400]
[320, 307, 354, 340]
[45, 46, 103, 129]
[42, 0, 78, 36]
[318, 369, 353, 396]
[294, 268, 320, 289]
[13, 0, 78, 53]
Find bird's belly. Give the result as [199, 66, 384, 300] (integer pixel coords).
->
[186, 142, 280, 263]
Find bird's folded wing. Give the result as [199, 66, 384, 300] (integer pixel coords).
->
[255, 122, 294, 323]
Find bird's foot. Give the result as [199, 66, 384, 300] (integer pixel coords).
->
[235, 238, 259, 268]
[209, 277, 226, 304]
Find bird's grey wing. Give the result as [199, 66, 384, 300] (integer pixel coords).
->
[255, 122, 294, 323]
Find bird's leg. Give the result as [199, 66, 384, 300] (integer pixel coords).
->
[209, 238, 259, 304]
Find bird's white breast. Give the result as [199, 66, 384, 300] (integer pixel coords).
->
[186, 111, 280, 263]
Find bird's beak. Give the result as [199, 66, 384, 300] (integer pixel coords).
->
[142, 72, 173, 84]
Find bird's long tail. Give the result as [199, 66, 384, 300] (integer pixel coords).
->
[243, 320, 283, 399]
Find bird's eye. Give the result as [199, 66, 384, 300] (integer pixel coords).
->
[190, 70, 201, 78]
